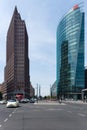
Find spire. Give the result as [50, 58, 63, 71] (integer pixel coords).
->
[13, 6, 21, 20]
[14, 6, 18, 14]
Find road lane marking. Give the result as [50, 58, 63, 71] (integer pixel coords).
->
[67, 111, 72, 113]
[0, 107, 18, 129]
[9, 114, 12, 117]
[33, 109, 40, 111]
[12, 111, 15, 114]
[47, 108, 63, 111]
[12, 108, 18, 113]
[78, 113, 86, 117]
[4, 118, 8, 122]
[14, 108, 18, 112]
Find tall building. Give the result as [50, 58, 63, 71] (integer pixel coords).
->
[4, 7, 30, 99]
[51, 81, 57, 97]
[85, 67, 87, 89]
[56, 4, 84, 99]
[30, 82, 35, 98]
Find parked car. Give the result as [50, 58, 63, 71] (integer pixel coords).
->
[0, 100, 7, 104]
[6, 99, 19, 108]
[29, 98, 35, 103]
[20, 98, 30, 103]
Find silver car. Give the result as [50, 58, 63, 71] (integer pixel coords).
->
[0, 100, 7, 104]
[6, 99, 19, 108]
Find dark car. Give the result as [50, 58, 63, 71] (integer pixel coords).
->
[20, 98, 30, 103]
[29, 99, 35, 103]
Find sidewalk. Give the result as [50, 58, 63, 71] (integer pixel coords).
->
[34, 99, 87, 105]
[63, 100, 87, 104]
[34, 100, 66, 105]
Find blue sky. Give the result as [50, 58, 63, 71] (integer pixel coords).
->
[0, 0, 87, 96]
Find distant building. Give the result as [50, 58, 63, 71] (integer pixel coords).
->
[0, 82, 7, 98]
[30, 82, 35, 98]
[4, 7, 30, 99]
[56, 4, 85, 99]
[0, 83, 6, 98]
[85, 67, 87, 89]
[51, 81, 57, 97]
[0, 84, 2, 92]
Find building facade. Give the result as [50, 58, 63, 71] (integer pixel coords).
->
[4, 7, 30, 99]
[30, 82, 35, 98]
[56, 4, 84, 99]
[51, 81, 57, 97]
[85, 67, 87, 89]
[0, 84, 2, 92]
[0, 82, 7, 99]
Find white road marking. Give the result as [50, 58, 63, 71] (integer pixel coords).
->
[14, 108, 17, 111]
[9, 114, 12, 117]
[12, 111, 15, 114]
[47, 108, 63, 111]
[67, 111, 72, 113]
[78, 113, 86, 117]
[4, 118, 8, 122]
[12, 108, 18, 114]
[33, 109, 40, 111]
[0, 108, 18, 129]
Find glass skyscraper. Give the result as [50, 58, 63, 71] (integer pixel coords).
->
[56, 4, 84, 99]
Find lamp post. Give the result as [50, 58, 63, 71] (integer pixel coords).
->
[37, 83, 38, 103]
[50, 84, 52, 100]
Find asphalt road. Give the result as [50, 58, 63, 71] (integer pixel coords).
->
[0, 102, 87, 130]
